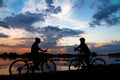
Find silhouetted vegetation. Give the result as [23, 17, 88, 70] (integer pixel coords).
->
[1, 52, 119, 60]
[0, 52, 78, 60]
[108, 52, 120, 57]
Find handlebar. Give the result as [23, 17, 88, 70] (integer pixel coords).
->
[40, 48, 48, 53]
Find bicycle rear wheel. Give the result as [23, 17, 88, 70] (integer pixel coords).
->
[69, 59, 82, 71]
[41, 60, 56, 73]
[91, 58, 106, 70]
[9, 59, 29, 76]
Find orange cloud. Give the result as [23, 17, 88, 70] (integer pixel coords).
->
[0, 38, 25, 46]
[0, 47, 30, 54]
[94, 42, 111, 47]
[48, 48, 68, 54]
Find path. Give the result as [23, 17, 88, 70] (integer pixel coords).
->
[0, 64, 120, 80]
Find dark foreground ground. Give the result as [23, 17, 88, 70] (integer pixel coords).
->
[1, 64, 120, 80]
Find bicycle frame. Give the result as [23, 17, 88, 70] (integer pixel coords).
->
[69, 52, 106, 70]
[9, 53, 56, 76]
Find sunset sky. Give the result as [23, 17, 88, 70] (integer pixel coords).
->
[0, 0, 120, 54]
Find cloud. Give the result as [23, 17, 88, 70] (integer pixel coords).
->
[45, 0, 53, 5]
[0, 22, 84, 51]
[45, 0, 61, 15]
[71, 0, 84, 9]
[89, 40, 120, 54]
[0, 21, 9, 28]
[3, 12, 45, 32]
[0, 33, 9, 38]
[64, 40, 120, 54]
[89, 0, 120, 27]
[39, 26, 84, 48]
[22, 0, 61, 15]
[41, 26, 84, 38]
[0, 0, 5, 7]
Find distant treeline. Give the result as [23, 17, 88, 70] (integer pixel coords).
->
[108, 52, 120, 57]
[1, 52, 120, 60]
[0, 52, 78, 60]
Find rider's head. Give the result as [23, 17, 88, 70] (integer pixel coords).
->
[79, 37, 85, 42]
[35, 37, 41, 44]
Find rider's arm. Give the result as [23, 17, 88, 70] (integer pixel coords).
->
[39, 47, 44, 51]
[74, 45, 80, 51]
[39, 47, 47, 52]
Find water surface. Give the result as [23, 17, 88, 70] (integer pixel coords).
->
[0, 55, 120, 75]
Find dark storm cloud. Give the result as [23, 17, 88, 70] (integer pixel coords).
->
[45, 0, 53, 5]
[66, 40, 120, 54]
[0, 0, 5, 7]
[41, 26, 84, 39]
[0, 0, 61, 32]
[0, 33, 9, 38]
[6, 26, 84, 49]
[0, 21, 9, 28]
[0, 0, 82, 50]
[39, 26, 84, 48]
[89, 0, 120, 27]
[45, 0, 61, 14]
[2, 4, 61, 31]
[45, 5, 61, 14]
[3, 12, 45, 31]
[0, 8, 82, 50]
[89, 41, 120, 54]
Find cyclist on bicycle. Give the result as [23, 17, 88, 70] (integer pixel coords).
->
[30, 37, 47, 70]
[74, 37, 90, 68]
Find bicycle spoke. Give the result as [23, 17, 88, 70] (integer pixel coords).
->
[9, 59, 29, 76]
[91, 58, 106, 70]
[69, 59, 81, 71]
[41, 60, 56, 72]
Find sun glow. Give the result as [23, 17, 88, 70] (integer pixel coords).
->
[94, 40, 117, 47]
[0, 47, 30, 54]
[0, 27, 33, 38]
[56, 37, 80, 46]
[48, 48, 67, 54]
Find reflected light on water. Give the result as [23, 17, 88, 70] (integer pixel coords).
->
[1, 55, 120, 75]
[57, 65, 68, 70]
[0, 66, 9, 75]
[0, 59, 70, 75]
[0, 59, 14, 75]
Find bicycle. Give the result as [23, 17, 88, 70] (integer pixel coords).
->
[9, 51, 56, 76]
[69, 52, 107, 71]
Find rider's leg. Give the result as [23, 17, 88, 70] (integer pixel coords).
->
[84, 54, 90, 69]
[33, 60, 40, 70]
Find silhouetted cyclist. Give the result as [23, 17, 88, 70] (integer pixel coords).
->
[31, 37, 47, 70]
[74, 37, 90, 68]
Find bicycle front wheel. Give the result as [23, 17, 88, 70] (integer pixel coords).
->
[41, 60, 56, 73]
[9, 59, 29, 76]
[91, 58, 106, 70]
[69, 59, 82, 71]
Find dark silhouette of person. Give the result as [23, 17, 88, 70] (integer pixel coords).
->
[31, 37, 47, 70]
[74, 37, 90, 68]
